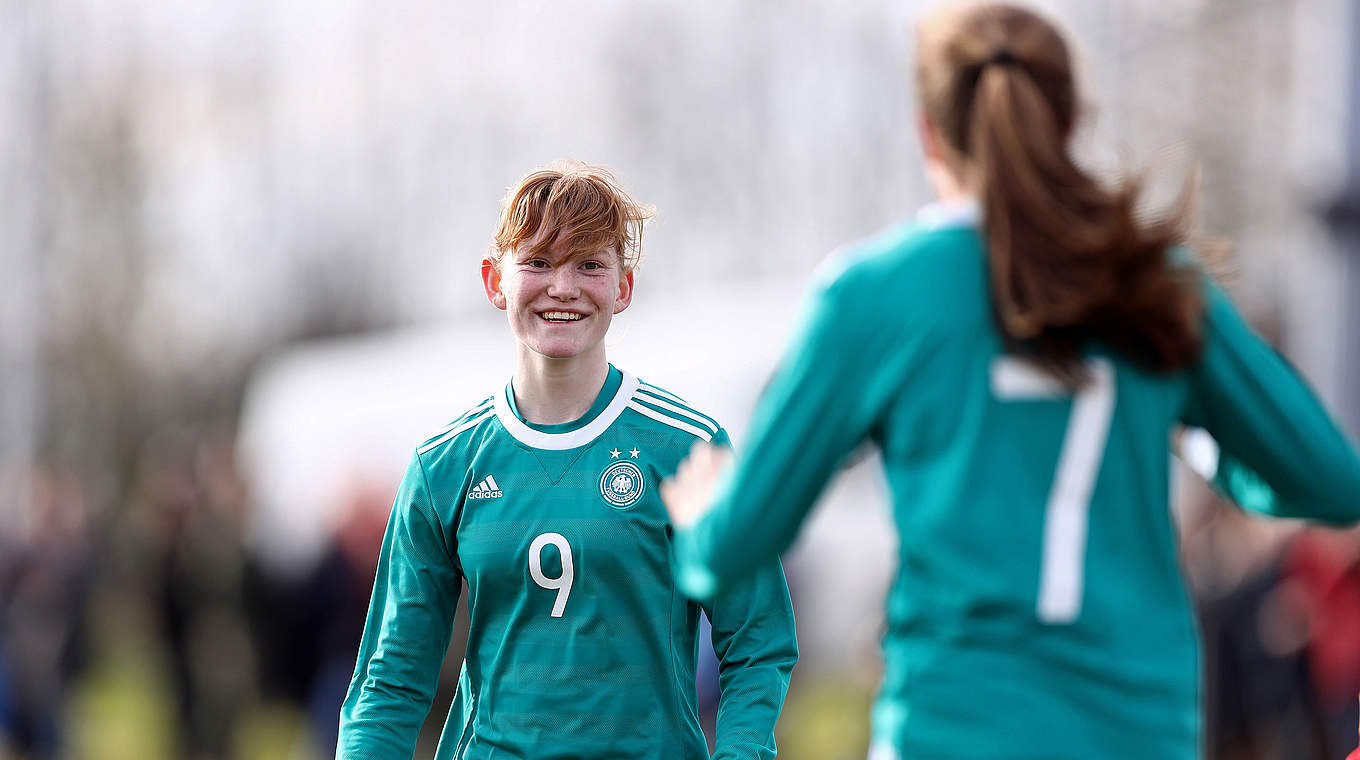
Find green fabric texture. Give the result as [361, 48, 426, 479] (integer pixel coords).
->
[340, 365, 798, 759]
[672, 209, 1360, 759]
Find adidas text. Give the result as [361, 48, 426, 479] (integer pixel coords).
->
[469, 475, 503, 499]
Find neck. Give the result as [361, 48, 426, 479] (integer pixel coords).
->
[925, 154, 975, 202]
[935, 184, 974, 203]
[511, 348, 610, 425]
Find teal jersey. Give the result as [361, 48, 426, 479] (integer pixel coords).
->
[672, 203, 1360, 759]
[339, 366, 797, 760]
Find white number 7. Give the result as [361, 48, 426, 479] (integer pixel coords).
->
[991, 357, 1115, 624]
[529, 532, 574, 618]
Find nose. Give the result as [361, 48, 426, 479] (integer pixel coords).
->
[546, 266, 579, 300]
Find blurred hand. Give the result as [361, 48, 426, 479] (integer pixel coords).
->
[661, 442, 730, 530]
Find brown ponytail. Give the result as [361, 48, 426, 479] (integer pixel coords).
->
[917, 4, 1203, 382]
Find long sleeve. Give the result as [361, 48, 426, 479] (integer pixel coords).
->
[701, 558, 798, 760]
[337, 451, 463, 759]
[1181, 283, 1360, 524]
[672, 253, 926, 599]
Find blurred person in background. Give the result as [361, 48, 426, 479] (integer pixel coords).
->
[0, 464, 90, 759]
[302, 481, 400, 754]
[241, 476, 395, 757]
[1188, 491, 1360, 759]
[129, 425, 258, 760]
[662, 4, 1360, 760]
[1350, 697, 1360, 760]
[0, 639, 11, 755]
[337, 161, 797, 759]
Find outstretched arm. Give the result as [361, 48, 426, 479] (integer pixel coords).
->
[666, 261, 923, 598]
[1182, 283, 1360, 524]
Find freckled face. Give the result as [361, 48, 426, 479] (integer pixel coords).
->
[482, 228, 634, 366]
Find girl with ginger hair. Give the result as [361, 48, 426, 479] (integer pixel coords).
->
[340, 162, 796, 759]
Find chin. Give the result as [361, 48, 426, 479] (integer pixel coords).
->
[531, 342, 588, 361]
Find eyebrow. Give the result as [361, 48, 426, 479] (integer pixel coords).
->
[516, 247, 616, 265]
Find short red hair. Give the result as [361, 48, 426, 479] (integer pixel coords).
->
[491, 161, 653, 272]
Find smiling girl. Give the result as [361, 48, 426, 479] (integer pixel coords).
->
[337, 162, 797, 760]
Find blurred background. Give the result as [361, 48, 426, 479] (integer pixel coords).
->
[2, 0, 1359, 758]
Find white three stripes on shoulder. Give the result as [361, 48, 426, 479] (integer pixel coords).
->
[634, 389, 718, 434]
[451, 398, 495, 428]
[423, 398, 493, 441]
[419, 408, 495, 454]
[639, 382, 688, 406]
[626, 400, 713, 442]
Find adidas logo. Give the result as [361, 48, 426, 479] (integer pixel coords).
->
[468, 475, 504, 499]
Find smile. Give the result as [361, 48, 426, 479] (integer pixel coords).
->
[540, 311, 584, 322]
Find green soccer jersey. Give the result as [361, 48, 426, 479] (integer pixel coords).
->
[339, 366, 797, 760]
[672, 202, 1360, 759]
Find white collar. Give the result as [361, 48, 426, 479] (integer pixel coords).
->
[916, 199, 981, 230]
[494, 371, 640, 450]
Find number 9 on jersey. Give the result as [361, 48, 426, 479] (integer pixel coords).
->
[529, 532, 574, 618]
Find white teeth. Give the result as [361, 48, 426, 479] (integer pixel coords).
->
[541, 311, 583, 322]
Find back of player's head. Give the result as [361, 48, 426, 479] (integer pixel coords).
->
[915, 3, 1204, 380]
[491, 161, 654, 272]
[915, 3, 1076, 164]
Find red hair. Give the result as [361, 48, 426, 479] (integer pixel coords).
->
[491, 161, 653, 272]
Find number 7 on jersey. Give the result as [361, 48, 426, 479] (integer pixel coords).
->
[991, 357, 1116, 624]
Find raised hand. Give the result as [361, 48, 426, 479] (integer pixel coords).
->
[660, 442, 731, 530]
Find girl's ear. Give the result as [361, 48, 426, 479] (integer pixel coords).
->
[482, 257, 507, 310]
[614, 269, 635, 314]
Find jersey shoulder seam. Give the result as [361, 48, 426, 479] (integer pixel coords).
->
[813, 219, 962, 302]
[626, 380, 721, 442]
[417, 396, 497, 455]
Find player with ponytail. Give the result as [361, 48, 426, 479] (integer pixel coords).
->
[664, 5, 1360, 758]
[916, 2, 1203, 381]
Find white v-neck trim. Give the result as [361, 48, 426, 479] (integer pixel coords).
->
[494, 371, 640, 450]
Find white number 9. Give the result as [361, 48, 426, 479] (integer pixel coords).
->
[528, 532, 574, 618]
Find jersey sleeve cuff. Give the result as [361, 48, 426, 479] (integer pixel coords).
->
[671, 529, 719, 601]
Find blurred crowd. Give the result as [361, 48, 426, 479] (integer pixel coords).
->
[0, 426, 415, 760]
[1181, 475, 1360, 758]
